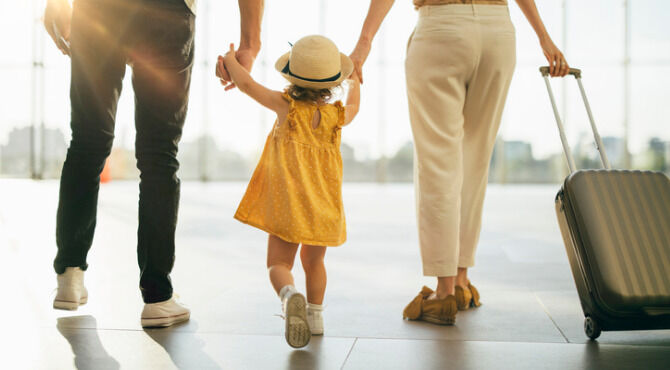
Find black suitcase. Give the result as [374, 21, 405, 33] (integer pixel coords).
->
[541, 66, 670, 339]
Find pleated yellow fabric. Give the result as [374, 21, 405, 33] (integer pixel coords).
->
[234, 93, 346, 246]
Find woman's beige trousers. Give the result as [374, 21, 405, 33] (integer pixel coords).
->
[405, 4, 516, 276]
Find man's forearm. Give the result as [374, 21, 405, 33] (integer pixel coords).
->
[239, 0, 264, 53]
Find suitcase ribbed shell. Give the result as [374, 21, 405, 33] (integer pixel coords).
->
[564, 170, 670, 311]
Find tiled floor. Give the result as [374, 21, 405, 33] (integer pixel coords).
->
[1, 180, 669, 369]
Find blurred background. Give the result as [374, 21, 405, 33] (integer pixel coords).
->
[1, 0, 669, 183]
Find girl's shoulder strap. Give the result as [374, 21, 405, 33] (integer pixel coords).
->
[281, 92, 304, 128]
[281, 91, 295, 106]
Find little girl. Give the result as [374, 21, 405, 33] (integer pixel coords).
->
[218, 35, 360, 348]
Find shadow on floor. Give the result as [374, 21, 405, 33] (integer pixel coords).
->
[144, 321, 221, 369]
[285, 337, 321, 370]
[56, 316, 120, 370]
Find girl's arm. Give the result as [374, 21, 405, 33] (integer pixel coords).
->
[350, 0, 395, 83]
[515, 0, 569, 77]
[342, 77, 361, 126]
[219, 43, 287, 114]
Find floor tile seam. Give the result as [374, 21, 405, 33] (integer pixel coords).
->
[299, 335, 670, 349]
[534, 292, 571, 343]
[52, 328, 667, 347]
[328, 336, 567, 345]
[340, 337, 358, 370]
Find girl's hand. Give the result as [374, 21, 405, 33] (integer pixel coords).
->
[540, 36, 569, 77]
[349, 40, 372, 84]
[216, 43, 240, 90]
[223, 43, 237, 63]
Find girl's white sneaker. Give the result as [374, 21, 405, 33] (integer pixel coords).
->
[306, 303, 324, 335]
[282, 292, 311, 348]
[141, 295, 190, 328]
[54, 267, 88, 310]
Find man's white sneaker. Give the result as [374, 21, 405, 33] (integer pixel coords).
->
[306, 303, 324, 335]
[141, 295, 190, 328]
[283, 292, 311, 348]
[54, 267, 88, 310]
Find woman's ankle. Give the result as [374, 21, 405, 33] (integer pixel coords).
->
[434, 276, 456, 298]
[455, 267, 469, 288]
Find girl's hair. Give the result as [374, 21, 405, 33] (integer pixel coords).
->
[285, 84, 341, 103]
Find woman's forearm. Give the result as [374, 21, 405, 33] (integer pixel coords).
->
[516, 0, 569, 76]
[515, 0, 550, 41]
[357, 0, 395, 47]
[350, 0, 394, 82]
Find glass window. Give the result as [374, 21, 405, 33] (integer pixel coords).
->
[2, 0, 668, 179]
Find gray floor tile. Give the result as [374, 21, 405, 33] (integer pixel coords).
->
[18, 324, 354, 370]
[536, 290, 670, 346]
[343, 338, 670, 370]
[2, 181, 670, 370]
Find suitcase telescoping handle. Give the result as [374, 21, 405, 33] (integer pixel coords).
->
[539, 66, 611, 173]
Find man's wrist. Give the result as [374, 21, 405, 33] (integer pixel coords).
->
[238, 41, 261, 56]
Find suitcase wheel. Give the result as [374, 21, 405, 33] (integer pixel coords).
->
[584, 316, 601, 340]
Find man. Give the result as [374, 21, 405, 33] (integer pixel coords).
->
[45, 0, 263, 327]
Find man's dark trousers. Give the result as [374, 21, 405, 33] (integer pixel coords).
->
[53, 0, 195, 303]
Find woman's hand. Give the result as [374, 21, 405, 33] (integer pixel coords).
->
[540, 36, 569, 77]
[515, 0, 569, 77]
[349, 39, 372, 84]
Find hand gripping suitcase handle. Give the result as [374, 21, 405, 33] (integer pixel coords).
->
[539, 66, 582, 78]
[539, 66, 611, 173]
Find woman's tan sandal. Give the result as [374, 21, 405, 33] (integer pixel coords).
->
[420, 296, 458, 325]
[455, 283, 482, 310]
[403, 286, 433, 320]
[403, 286, 457, 325]
[468, 283, 482, 307]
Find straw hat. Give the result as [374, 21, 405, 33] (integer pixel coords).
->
[275, 35, 353, 89]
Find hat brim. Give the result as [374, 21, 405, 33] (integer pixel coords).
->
[275, 52, 354, 89]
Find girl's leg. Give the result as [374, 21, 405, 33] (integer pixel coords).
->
[267, 234, 299, 295]
[300, 244, 327, 305]
[268, 235, 311, 348]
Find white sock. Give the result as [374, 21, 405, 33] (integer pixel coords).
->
[307, 303, 324, 312]
[279, 285, 298, 301]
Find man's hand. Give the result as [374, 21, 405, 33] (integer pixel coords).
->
[43, 0, 72, 56]
[216, 47, 257, 91]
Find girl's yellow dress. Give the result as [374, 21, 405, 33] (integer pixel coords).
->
[234, 93, 346, 246]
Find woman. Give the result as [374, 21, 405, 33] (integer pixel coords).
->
[350, 0, 569, 325]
